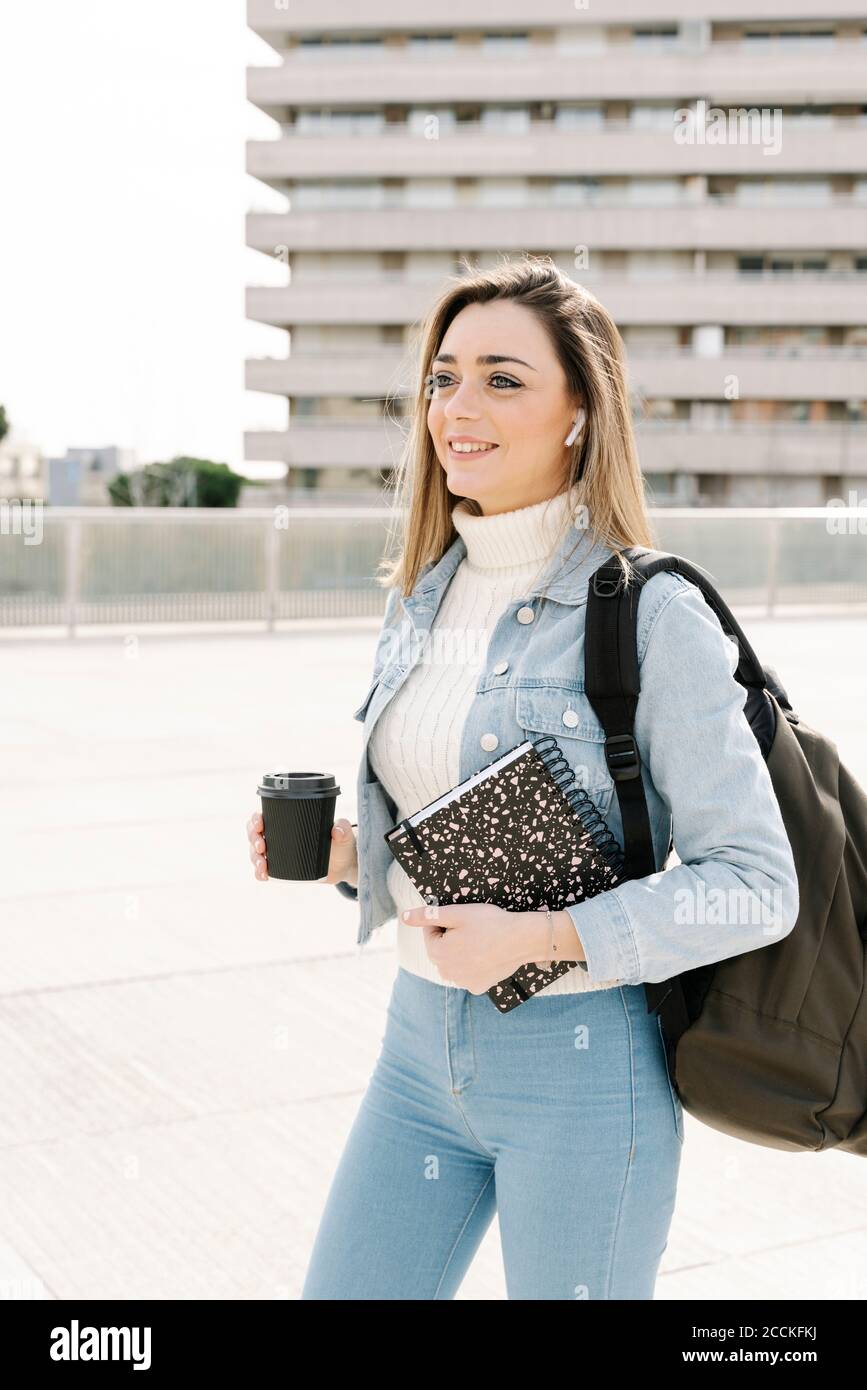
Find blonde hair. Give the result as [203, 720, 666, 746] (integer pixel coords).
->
[375, 254, 655, 598]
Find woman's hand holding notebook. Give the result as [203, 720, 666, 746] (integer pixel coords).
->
[384, 734, 625, 1013]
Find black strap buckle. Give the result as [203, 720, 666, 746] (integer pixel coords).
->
[605, 733, 641, 781]
[591, 568, 622, 598]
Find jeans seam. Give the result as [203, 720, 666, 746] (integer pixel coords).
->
[450, 1093, 498, 1160]
[432, 1169, 496, 1300]
[603, 987, 637, 1300]
[444, 991, 495, 1160]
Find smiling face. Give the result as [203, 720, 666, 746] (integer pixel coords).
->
[427, 299, 580, 516]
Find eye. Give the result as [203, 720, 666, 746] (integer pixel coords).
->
[430, 372, 521, 391]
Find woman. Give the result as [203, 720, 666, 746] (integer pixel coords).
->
[246, 256, 798, 1300]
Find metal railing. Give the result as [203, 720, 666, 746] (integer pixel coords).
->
[1, 506, 866, 635]
[263, 270, 867, 287]
[271, 191, 865, 211]
[254, 344, 867, 360]
[279, 114, 867, 138]
[277, 36, 855, 62]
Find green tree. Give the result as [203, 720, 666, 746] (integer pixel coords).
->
[0, 405, 9, 445]
[108, 455, 245, 508]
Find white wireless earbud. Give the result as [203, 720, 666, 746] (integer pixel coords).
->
[564, 408, 586, 447]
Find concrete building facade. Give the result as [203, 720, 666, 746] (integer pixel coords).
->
[245, 1, 867, 506]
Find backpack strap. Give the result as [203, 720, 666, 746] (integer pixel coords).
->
[584, 545, 768, 1044]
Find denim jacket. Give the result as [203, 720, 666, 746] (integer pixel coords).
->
[337, 522, 799, 987]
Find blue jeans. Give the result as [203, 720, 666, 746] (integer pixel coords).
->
[301, 967, 683, 1300]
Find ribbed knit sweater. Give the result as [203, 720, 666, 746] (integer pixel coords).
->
[368, 486, 619, 996]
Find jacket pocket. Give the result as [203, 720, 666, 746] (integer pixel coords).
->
[515, 684, 614, 816]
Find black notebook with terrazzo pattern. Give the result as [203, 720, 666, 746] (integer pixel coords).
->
[384, 733, 626, 1013]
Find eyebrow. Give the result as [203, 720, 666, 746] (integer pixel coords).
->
[431, 353, 538, 372]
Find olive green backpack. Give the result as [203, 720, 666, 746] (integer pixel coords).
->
[585, 548, 867, 1155]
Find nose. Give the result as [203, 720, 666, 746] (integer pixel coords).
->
[442, 380, 483, 419]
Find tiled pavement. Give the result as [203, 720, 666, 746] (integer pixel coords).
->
[1, 612, 864, 1300]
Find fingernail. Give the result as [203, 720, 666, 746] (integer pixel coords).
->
[334, 827, 344, 837]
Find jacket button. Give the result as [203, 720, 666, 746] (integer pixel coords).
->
[562, 709, 579, 728]
[492, 660, 509, 675]
[480, 733, 499, 752]
[516, 606, 535, 624]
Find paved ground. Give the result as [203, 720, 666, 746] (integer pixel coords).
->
[1, 611, 865, 1300]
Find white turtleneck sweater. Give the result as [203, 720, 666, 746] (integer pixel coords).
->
[368, 487, 619, 996]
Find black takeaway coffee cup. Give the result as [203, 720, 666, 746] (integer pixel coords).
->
[256, 772, 341, 880]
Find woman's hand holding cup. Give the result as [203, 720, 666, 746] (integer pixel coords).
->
[246, 811, 358, 888]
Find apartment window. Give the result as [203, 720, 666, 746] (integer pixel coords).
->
[477, 178, 528, 206]
[735, 180, 831, 205]
[777, 29, 834, 45]
[479, 107, 531, 133]
[697, 475, 730, 502]
[627, 179, 681, 205]
[554, 105, 603, 129]
[737, 256, 765, 275]
[785, 105, 834, 126]
[646, 472, 678, 500]
[407, 108, 457, 135]
[292, 181, 386, 210]
[743, 28, 835, 48]
[405, 179, 456, 208]
[644, 400, 678, 420]
[481, 33, 530, 55]
[629, 105, 679, 131]
[297, 36, 385, 59]
[823, 476, 845, 504]
[295, 110, 385, 134]
[551, 178, 601, 204]
[408, 34, 457, 54]
[554, 26, 607, 55]
[768, 257, 828, 273]
[632, 26, 679, 48]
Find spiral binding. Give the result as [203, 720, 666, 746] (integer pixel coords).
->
[530, 733, 626, 877]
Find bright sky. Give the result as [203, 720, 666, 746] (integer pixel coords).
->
[0, 0, 288, 476]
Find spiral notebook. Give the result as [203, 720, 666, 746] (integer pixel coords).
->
[384, 733, 625, 1013]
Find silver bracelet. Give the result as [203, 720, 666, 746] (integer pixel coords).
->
[533, 904, 555, 969]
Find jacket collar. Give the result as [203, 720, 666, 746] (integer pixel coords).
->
[401, 519, 619, 614]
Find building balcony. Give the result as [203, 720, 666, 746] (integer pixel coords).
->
[627, 347, 867, 401]
[246, 273, 867, 329]
[245, 346, 867, 402]
[246, 349, 408, 396]
[245, 421, 404, 468]
[247, 121, 867, 186]
[636, 420, 867, 475]
[246, 200, 867, 254]
[248, 35, 867, 111]
[248, 0, 867, 35]
[244, 419, 867, 478]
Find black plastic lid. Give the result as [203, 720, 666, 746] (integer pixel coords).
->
[257, 772, 340, 800]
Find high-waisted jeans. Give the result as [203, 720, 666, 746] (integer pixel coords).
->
[301, 966, 683, 1300]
